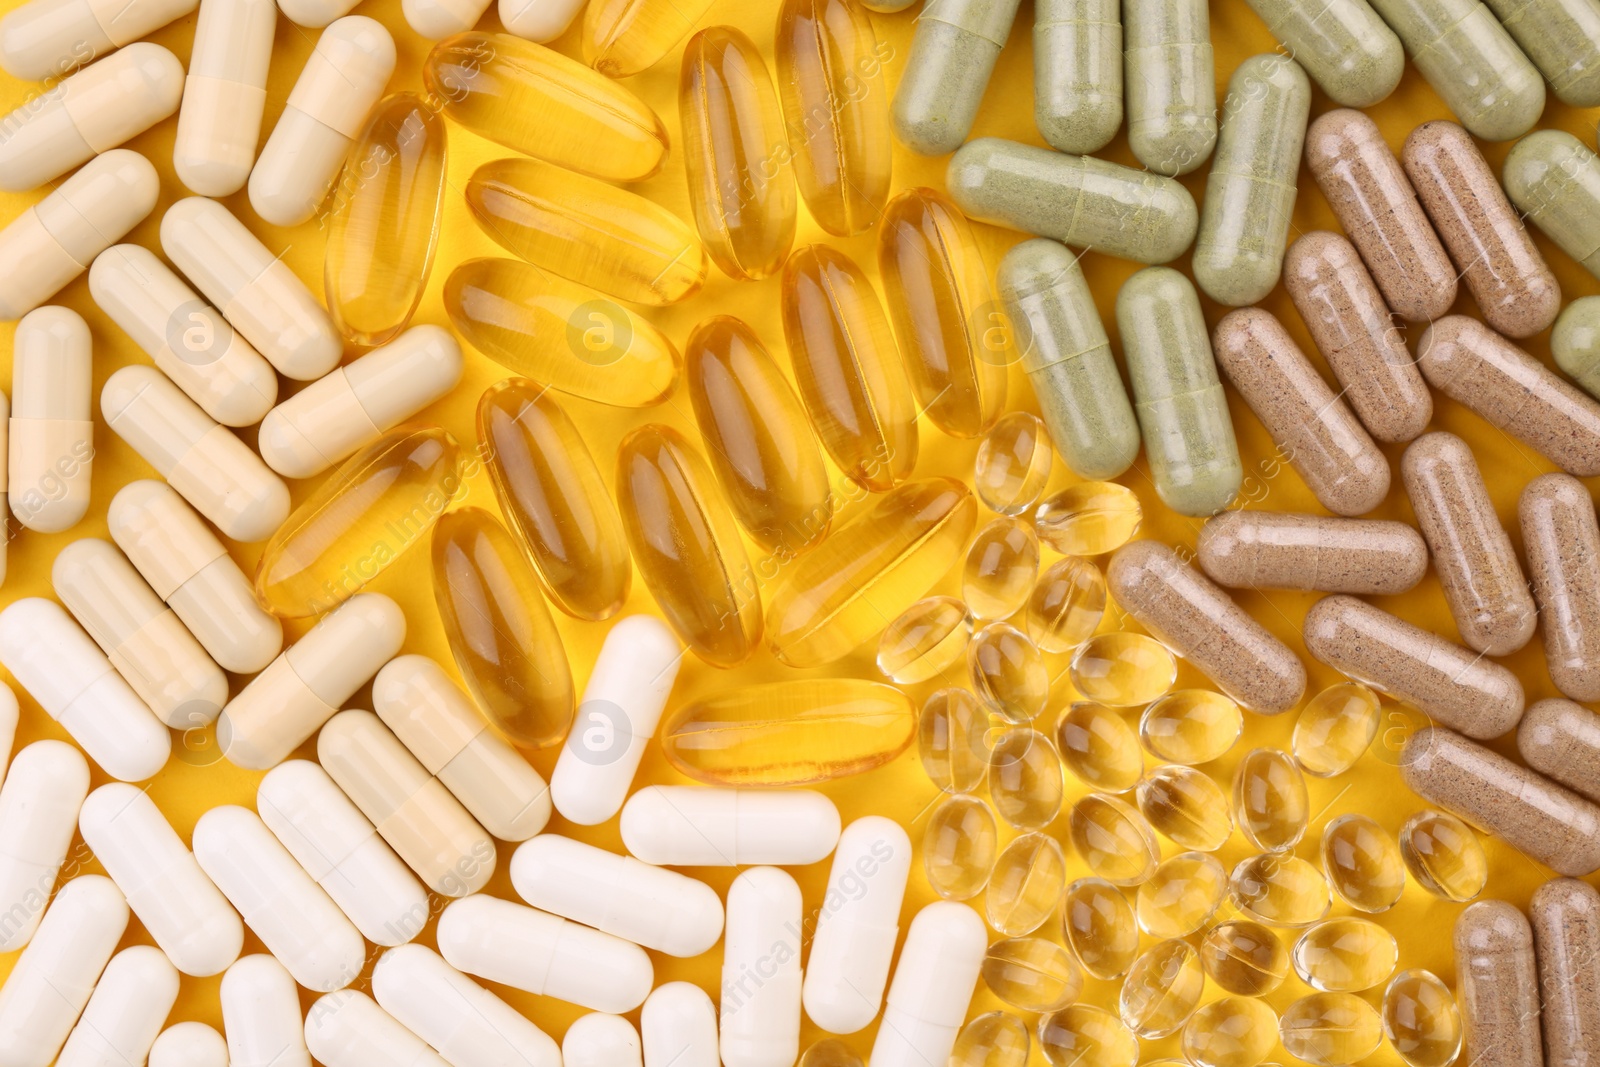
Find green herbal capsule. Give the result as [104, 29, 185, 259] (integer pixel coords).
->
[1124, 0, 1216, 176]
[1552, 296, 1600, 399]
[1034, 0, 1123, 154]
[1482, 0, 1600, 106]
[1503, 129, 1600, 279]
[1240, 0, 1404, 107]
[892, 0, 1022, 155]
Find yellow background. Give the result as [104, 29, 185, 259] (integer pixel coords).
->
[0, 0, 1593, 1061]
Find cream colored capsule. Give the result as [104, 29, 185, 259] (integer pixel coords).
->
[9, 306, 91, 533]
[372, 945, 562, 1067]
[0, 44, 181, 192]
[174, 0, 275, 196]
[160, 197, 343, 381]
[55, 946, 178, 1067]
[0, 149, 158, 321]
[277, 0, 360, 24]
[304, 990, 448, 1067]
[1455, 900, 1543, 1067]
[403, 0, 490, 37]
[499, 0, 584, 39]
[222, 956, 312, 1067]
[1198, 511, 1428, 595]
[0, 741, 89, 953]
[0, 0, 195, 80]
[249, 17, 396, 227]
[100, 366, 290, 543]
[107, 480, 283, 675]
[0, 393, 8, 587]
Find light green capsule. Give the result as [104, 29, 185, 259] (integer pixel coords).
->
[891, 0, 1022, 155]
[1482, 0, 1600, 106]
[1193, 54, 1312, 307]
[1115, 267, 1242, 517]
[1367, 0, 1545, 141]
[1124, 0, 1216, 176]
[947, 139, 1199, 265]
[1034, 0, 1123, 154]
[997, 239, 1141, 480]
[1552, 295, 1600, 398]
[1240, 0, 1405, 106]
[1504, 130, 1600, 279]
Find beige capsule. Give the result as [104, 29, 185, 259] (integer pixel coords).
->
[1213, 308, 1389, 516]
[1304, 109, 1456, 323]
[1197, 511, 1427, 595]
[1519, 698, 1600, 807]
[1401, 432, 1536, 657]
[1530, 877, 1600, 1067]
[1456, 900, 1543, 1067]
[1521, 474, 1600, 702]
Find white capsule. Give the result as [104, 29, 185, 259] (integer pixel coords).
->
[276, 0, 360, 25]
[403, 0, 490, 37]
[642, 983, 719, 1067]
[619, 785, 842, 867]
[803, 815, 914, 1034]
[249, 16, 395, 227]
[220, 955, 312, 1067]
[0, 0, 195, 81]
[0, 45, 181, 192]
[174, 0, 274, 195]
[107, 480, 283, 675]
[0, 684, 17, 784]
[0, 741, 89, 952]
[9, 306, 91, 532]
[149, 1022, 228, 1067]
[498, 0, 583, 41]
[305, 989, 449, 1067]
[89, 245, 279, 427]
[0, 392, 9, 587]
[721, 867, 803, 1067]
[192, 805, 366, 992]
[0, 148, 158, 320]
[564, 1015, 642, 1067]
[436, 894, 655, 1014]
[372, 655, 550, 842]
[869, 901, 987, 1067]
[371, 943, 563, 1067]
[551, 615, 681, 826]
[0, 597, 170, 782]
[218, 592, 405, 770]
[100, 365, 290, 543]
[56, 945, 179, 1067]
[160, 196, 342, 380]
[509, 833, 723, 957]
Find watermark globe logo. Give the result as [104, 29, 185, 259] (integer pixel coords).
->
[165, 300, 230, 368]
[567, 699, 633, 767]
[970, 299, 1027, 368]
[566, 300, 633, 368]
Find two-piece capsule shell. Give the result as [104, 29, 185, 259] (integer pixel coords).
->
[0, 0, 194, 80]
[1198, 511, 1428, 595]
[56, 945, 179, 1067]
[1033, 0, 1122, 154]
[305, 989, 447, 1067]
[620, 785, 842, 866]
[1530, 877, 1600, 1067]
[373, 944, 560, 1067]
[871, 902, 987, 1067]
[642, 984, 718, 1067]
[149, 1022, 228, 1067]
[722, 867, 804, 1067]
[563, 1015, 641, 1067]
[1454, 900, 1543, 1067]
[0, 741, 89, 952]
[222, 955, 313, 1067]
[1519, 699, 1600, 819]
[1124, 0, 1216, 176]
[892, 0, 1020, 155]
[1239, 0, 1404, 106]
[1504, 131, 1600, 281]
[1554, 297, 1600, 399]
[1487, 0, 1600, 106]
[174, 0, 274, 197]
[9, 306, 92, 533]
[1521, 474, 1600, 702]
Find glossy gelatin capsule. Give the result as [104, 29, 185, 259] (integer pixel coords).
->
[1322, 813, 1406, 913]
[1139, 689, 1242, 765]
[425, 33, 667, 181]
[881, 599, 972, 684]
[1198, 511, 1428, 596]
[919, 688, 990, 792]
[1200, 920, 1289, 995]
[891, 0, 1021, 155]
[1033, 0, 1122, 154]
[986, 835, 1067, 936]
[1521, 474, 1600, 702]
[584, 0, 713, 76]
[800, 1041, 862, 1067]
[1119, 939, 1203, 1038]
[0, 0, 194, 80]
[969, 622, 1048, 723]
[1400, 809, 1487, 901]
[1037, 1006, 1137, 1067]
[1124, 0, 1215, 175]
[987, 728, 1062, 829]
[1068, 794, 1159, 886]
[1486, 0, 1600, 105]
[1555, 297, 1600, 397]
[1182, 998, 1276, 1067]
[984, 937, 1081, 1012]
[1455, 900, 1543, 1067]
[172, 0, 274, 197]
[1137, 765, 1233, 851]
[1057, 702, 1141, 792]
[1136, 851, 1226, 938]
[1027, 557, 1107, 654]
[952, 1013, 1029, 1067]
[975, 412, 1053, 515]
[1294, 918, 1398, 992]
[1383, 969, 1463, 1067]
[1520, 700, 1600, 809]
[1503, 130, 1600, 280]
[1230, 854, 1331, 926]
[1233, 748, 1309, 852]
[1240, 0, 1404, 106]
[1070, 633, 1177, 707]
[1529, 877, 1600, 1067]
[1293, 682, 1381, 777]
[1062, 878, 1138, 979]
[1280, 993, 1383, 1067]
[1034, 482, 1141, 557]
[923, 794, 997, 900]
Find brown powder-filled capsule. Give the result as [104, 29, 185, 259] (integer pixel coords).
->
[1530, 877, 1600, 1067]
[1304, 595, 1524, 739]
[1212, 308, 1390, 516]
[1402, 121, 1560, 340]
[1107, 539, 1306, 714]
[1283, 231, 1432, 444]
[1406, 727, 1600, 877]
[1418, 316, 1600, 478]
[1518, 699, 1600, 808]
[1455, 899, 1544, 1067]
[1196, 510, 1427, 595]
[1520, 474, 1600, 702]
[1401, 432, 1536, 657]
[1304, 109, 1457, 323]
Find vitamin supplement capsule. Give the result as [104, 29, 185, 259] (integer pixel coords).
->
[1303, 596, 1525, 739]
[1456, 900, 1544, 1067]
[975, 411, 1053, 515]
[801, 1040, 863, 1067]
[1239, 0, 1404, 106]
[372, 945, 560, 1067]
[1283, 232, 1433, 443]
[1400, 809, 1488, 901]
[218, 593, 405, 770]
[1140, 689, 1242, 765]
[304, 990, 448, 1067]
[89, 246, 277, 428]
[220, 956, 311, 1067]
[0, 742, 86, 952]
[919, 688, 990, 792]
[1322, 812, 1406, 912]
[617, 426, 760, 669]
[1198, 511, 1428, 595]
[566, 1016, 642, 1067]
[427, 32, 667, 181]
[969, 623, 1048, 723]
[983, 937, 1082, 1012]
[1230, 853, 1331, 926]
[891, 0, 1020, 155]
[1035, 482, 1142, 556]
[1384, 970, 1463, 1067]
[924, 794, 998, 899]
[402, 0, 488, 38]
[583, 0, 714, 75]
[319, 710, 497, 898]
[880, 598, 972, 684]
[276, 0, 359, 23]
[1137, 765, 1233, 851]
[159, 197, 342, 382]
[1520, 698, 1600, 807]
[8, 307, 90, 533]
[52, 538, 227, 729]
[1062, 877, 1138, 979]
[55, 946, 177, 1067]
[988, 728, 1063, 829]
[1280, 993, 1383, 1067]
[767, 479, 975, 666]
[1120, 939, 1204, 1038]
[1124, 0, 1215, 175]
[1136, 851, 1226, 938]
[1182, 997, 1277, 1067]
[257, 760, 429, 948]
[1071, 632, 1177, 707]
[1200, 920, 1289, 996]
[1488, 0, 1600, 105]
[1522, 474, 1600, 701]
[150, 1023, 227, 1067]
[1234, 748, 1309, 852]
[987, 833, 1067, 936]
[996, 242, 1139, 480]
[192, 806, 364, 992]
[0, 598, 169, 782]
[173, 0, 274, 196]
[1116, 268, 1241, 515]
[1531, 877, 1600, 1067]
[1027, 557, 1107, 653]
[1069, 794, 1160, 886]
[1293, 917, 1399, 991]
[620, 785, 842, 866]
[721, 867, 803, 1067]
[1555, 297, 1600, 397]
[870, 901, 986, 1067]
[249, 17, 396, 227]
[1037, 1005, 1137, 1067]
[78, 784, 242, 977]
[1193, 54, 1310, 306]
[1058, 702, 1142, 793]
[952, 1013, 1028, 1067]
[947, 140, 1199, 264]
[0, 0, 194, 80]
[0, 149, 158, 322]
[1503, 130, 1600, 279]
[1033, 0, 1122, 154]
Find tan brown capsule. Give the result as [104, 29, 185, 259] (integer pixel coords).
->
[1521, 474, 1600, 702]
[1197, 511, 1426, 595]
[1455, 901, 1543, 1067]
[1530, 878, 1600, 1067]
[1519, 698, 1600, 806]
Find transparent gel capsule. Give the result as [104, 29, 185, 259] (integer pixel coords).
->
[1068, 793, 1160, 886]
[983, 936, 1083, 1013]
[1062, 877, 1139, 979]
[952, 1012, 1029, 1067]
[1321, 813, 1405, 914]
[1136, 851, 1227, 938]
[1070, 633, 1177, 706]
[1292, 682, 1380, 778]
[1057, 702, 1142, 793]
[970, 622, 1050, 723]
[879, 597, 972, 684]
[1139, 689, 1242, 765]
[1399, 809, 1487, 902]
[1279, 993, 1383, 1067]
[1119, 938, 1204, 1039]
[989, 729, 1064, 831]
[1292, 917, 1398, 992]
[923, 793, 997, 900]
[1027, 556, 1107, 653]
[1383, 969, 1462, 1067]
[584, 0, 715, 77]
[918, 688, 991, 794]
[964, 517, 1040, 620]
[1232, 748, 1309, 852]
[976, 411, 1053, 515]
[1230, 854, 1331, 927]
[1034, 481, 1142, 555]
[1200, 919, 1289, 996]
[1182, 996, 1278, 1067]
[1137, 765, 1233, 851]
[986, 832, 1067, 936]
[1038, 1005, 1138, 1067]
[800, 1040, 862, 1067]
